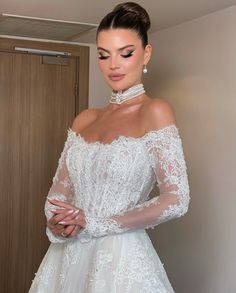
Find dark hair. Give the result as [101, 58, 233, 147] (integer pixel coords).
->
[96, 2, 151, 48]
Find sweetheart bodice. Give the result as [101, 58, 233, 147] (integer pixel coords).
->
[67, 124, 175, 147]
[45, 123, 190, 246]
[65, 126, 165, 217]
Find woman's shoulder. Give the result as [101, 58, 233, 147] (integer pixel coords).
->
[71, 107, 100, 133]
[141, 97, 177, 131]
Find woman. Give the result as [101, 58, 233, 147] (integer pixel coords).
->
[29, 2, 190, 292]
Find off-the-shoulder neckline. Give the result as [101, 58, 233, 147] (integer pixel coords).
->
[67, 124, 178, 146]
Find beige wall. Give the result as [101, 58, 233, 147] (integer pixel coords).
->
[88, 44, 110, 108]
[88, 4, 236, 293]
[144, 5, 236, 293]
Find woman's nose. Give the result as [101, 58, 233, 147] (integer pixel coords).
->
[109, 57, 120, 70]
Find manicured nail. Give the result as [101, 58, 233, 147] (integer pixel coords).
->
[75, 215, 80, 220]
[73, 210, 80, 214]
[68, 210, 74, 214]
[59, 221, 66, 224]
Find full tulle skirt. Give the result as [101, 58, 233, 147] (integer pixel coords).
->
[29, 230, 174, 293]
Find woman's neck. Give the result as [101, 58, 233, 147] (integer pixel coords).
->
[109, 83, 145, 105]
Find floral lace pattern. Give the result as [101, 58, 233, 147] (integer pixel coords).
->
[68, 124, 190, 242]
[31, 263, 55, 293]
[43, 124, 190, 243]
[112, 235, 168, 293]
[29, 124, 189, 293]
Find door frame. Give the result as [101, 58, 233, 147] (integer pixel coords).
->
[0, 36, 89, 114]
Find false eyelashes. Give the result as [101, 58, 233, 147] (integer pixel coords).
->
[98, 51, 134, 60]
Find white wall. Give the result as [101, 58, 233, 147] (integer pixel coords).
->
[144, 5, 236, 293]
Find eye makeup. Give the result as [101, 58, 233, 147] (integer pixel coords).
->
[98, 50, 134, 60]
[121, 51, 134, 58]
[98, 55, 109, 60]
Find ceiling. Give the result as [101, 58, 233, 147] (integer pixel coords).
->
[0, 14, 97, 41]
[1, 0, 236, 43]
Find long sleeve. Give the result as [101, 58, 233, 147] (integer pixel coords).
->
[78, 125, 190, 242]
[44, 133, 75, 243]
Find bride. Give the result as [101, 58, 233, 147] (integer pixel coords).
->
[29, 2, 190, 292]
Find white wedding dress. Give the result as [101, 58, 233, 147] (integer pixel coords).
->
[29, 124, 190, 293]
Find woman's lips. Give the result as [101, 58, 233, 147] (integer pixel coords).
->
[108, 74, 125, 81]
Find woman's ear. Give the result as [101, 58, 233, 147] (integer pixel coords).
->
[144, 44, 152, 65]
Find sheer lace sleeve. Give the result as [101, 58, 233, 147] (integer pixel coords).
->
[78, 125, 190, 242]
[44, 132, 75, 243]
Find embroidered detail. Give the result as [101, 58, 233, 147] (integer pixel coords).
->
[30, 263, 55, 292]
[30, 124, 188, 292]
[85, 249, 113, 291]
[69, 125, 190, 239]
[113, 237, 169, 293]
[44, 124, 190, 243]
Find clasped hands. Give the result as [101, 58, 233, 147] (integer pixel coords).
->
[47, 198, 86, 238]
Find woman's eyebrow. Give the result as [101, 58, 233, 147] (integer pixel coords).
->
[97, 45, 135, 53]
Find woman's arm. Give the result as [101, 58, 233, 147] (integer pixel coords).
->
[44, 132, 80, 243]
[45, 109, 98, 242]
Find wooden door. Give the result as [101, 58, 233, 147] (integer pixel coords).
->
[0, 38, 89, 293]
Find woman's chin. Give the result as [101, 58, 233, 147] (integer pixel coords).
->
[108, 81, 135, 92]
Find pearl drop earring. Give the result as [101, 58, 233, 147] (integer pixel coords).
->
[143, 64, 148, 74]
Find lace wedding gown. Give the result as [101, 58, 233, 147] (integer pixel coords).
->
[29, 124, 190, 293]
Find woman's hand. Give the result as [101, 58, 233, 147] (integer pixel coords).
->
[47, 198, 87, 238]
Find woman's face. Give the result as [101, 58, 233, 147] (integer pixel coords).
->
[96, 28, 152, 92]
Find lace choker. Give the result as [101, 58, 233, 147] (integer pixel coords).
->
[109, 83, 145, 104]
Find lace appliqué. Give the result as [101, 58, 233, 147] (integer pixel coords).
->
[30, 125, 188, 292]
[80, 215, 129, 241]
[44, 131, 76, 243]
[45, 125, 190, 242]
[113, 236, 169, 293]
[145, 126, 190, 224]
[59, 239, 83, 286]
[85, 249, 113, 291]
[30, 263, 55, 293]
[72, 125, 190, 240]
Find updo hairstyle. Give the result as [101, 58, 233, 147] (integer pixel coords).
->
[96, 2, 151, 48]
